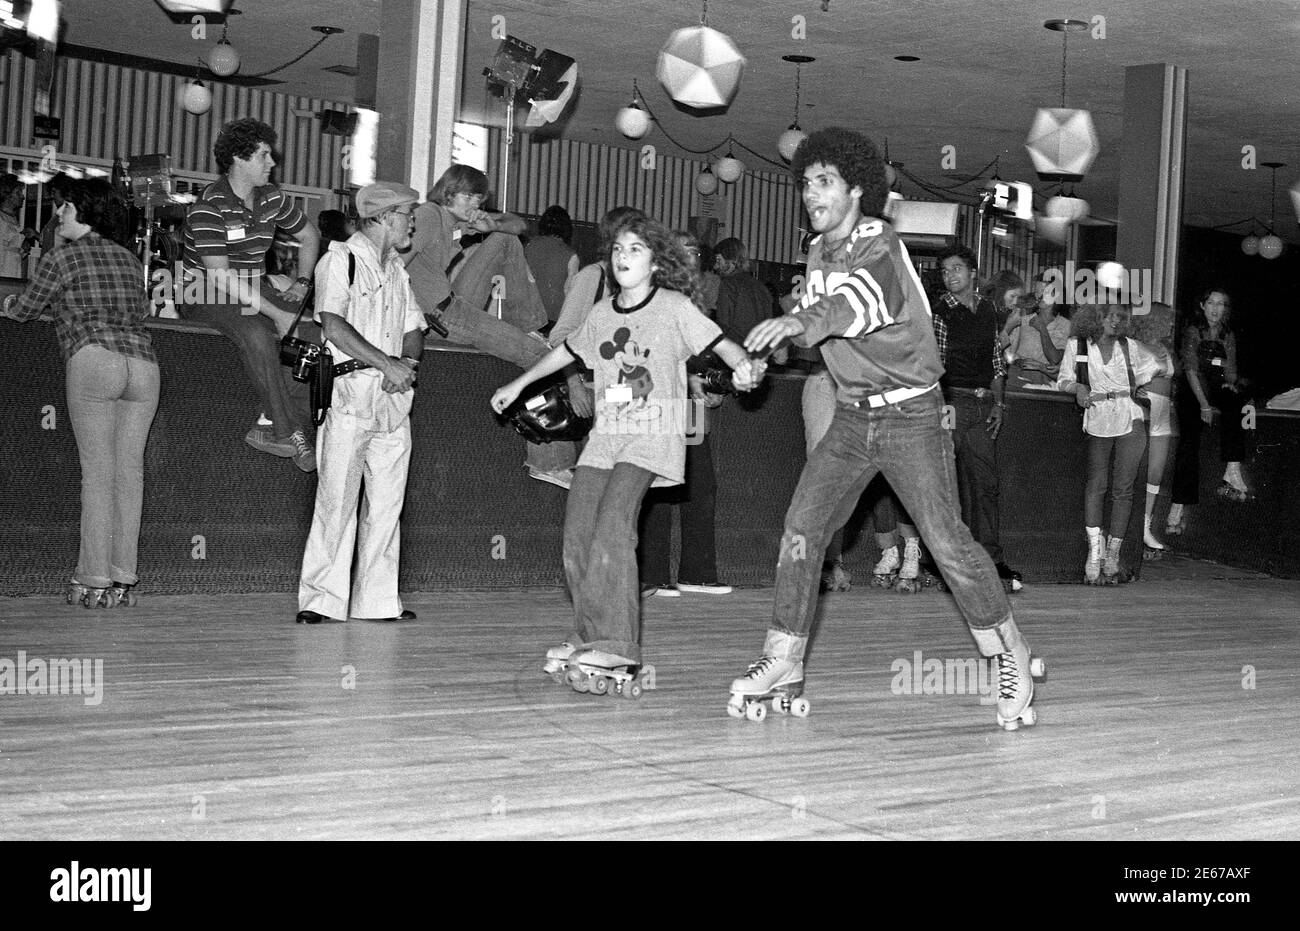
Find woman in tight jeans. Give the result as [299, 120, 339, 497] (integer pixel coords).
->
[2, 179, 159, 607]
[1057, 304, 1170, 584]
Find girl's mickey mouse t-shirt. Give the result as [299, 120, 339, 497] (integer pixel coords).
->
[564, 287, 722, 487]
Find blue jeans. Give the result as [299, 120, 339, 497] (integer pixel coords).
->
[773, 389, 1010, 635]
[65, 345, 161, 587]
[562, 463, 655, 662]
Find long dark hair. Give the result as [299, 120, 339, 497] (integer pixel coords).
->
[64, 178, 131, 246]
[1191, 286, 1232, 335]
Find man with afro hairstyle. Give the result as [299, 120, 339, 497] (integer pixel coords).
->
[731, 127, 1043, 731]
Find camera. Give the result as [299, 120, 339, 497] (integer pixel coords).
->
[698, 367, 738, 396]
[280, 336, 323, 383]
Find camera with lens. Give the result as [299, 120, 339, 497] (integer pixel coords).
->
[698, 366, 738, 396]
[280, 336, 323, 383]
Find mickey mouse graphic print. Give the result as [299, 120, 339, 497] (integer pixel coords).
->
[564, 286, 722, 486]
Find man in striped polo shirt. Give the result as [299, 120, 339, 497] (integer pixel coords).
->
[180, 118, 321, 472]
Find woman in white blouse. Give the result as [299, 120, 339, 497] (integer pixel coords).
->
[1057, 304, 1172, 583]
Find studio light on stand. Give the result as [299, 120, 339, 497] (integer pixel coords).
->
[483, 35, 577, 241]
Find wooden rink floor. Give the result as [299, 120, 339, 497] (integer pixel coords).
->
[1, 561, 1297, 841]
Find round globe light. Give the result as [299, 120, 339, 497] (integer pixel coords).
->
[777, 126, 807, 162]
[1240, 235, 1259, 256]
[715, 155, 744, 183]
[1045, 195, 1090, 223]
[1095, 261, 1126, 291]
[207, 40, 240, 77]
[695, 168, 719, 196]
[179, 80, 212, 115]
[1258, 234, 1284, 260]
[615, 104, 651, 140]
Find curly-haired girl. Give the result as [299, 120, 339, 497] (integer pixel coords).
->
[491, 215, 762, 693]
[1058, 304, 1172, 583]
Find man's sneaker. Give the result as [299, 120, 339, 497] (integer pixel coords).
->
[245, 425, 295, 457]
[675, 582, 732, 594]
[640, 584, 660, 598]
[288, 429, 316, 473]
[528, 467, 573, 490]
[653, 586, 682, 597]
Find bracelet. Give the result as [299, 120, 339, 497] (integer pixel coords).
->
[294, 276, 310, 287]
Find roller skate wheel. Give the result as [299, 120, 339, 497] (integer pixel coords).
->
[566, 669, 590, 692]
[745, 701, 767, 722]
[120, 592, 137, 607]
[612, 680, 624, 695]
[790, 697, 811, 717]
[591, 675, 609, 696]
[771, 696, 788, 714]
[626, 681, 642, 700]
[1020, 706, 1037, 727]
[999, 717, 1021, 732]
[1029, 657, 1046, 679]
[726, 700, 744, 718]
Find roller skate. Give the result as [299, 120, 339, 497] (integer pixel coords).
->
[561, 649, 652, 700]
[894, 538, 926, 594]
[820, 557, 852, 593]
[970, 618, 1046, 731]
[1101, 535, 1126, 584]
[1142, 515, 1165, 561]
[67, 580, 108, 608]
[1083, 529, 1105, 585]
[543, 641, 578, 681]
[871, 545, 900, 589]
[727, 629, 810, 722]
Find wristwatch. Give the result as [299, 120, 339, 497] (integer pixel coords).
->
[294, 276, 310, 288]
[400, 356, 421, 369]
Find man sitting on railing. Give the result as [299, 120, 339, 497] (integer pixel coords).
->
[179, 117, 321, 473]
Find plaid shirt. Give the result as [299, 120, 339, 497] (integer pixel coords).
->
[933, 291, 1006, 380]
[6, 233, 156, 364]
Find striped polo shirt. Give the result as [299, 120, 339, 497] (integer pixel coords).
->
[182, 175, 306, 282]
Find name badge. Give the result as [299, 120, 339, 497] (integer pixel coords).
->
[1211, 357, 1223, 367]
[225, 226, 246, 241]
[605, 384, 632, 403]
[524, 394, 546, 411]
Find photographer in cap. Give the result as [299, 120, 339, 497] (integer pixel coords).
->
[296, 182, 427, 624]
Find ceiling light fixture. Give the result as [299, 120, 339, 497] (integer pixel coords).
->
[205, 13, 343, 82]
[615, 78, 652, 140]
[1025, 19, 1099, 182]
[777, 54, 814, 161]
[1257, 161, 1286, 260]
[657, 0, 745, 110]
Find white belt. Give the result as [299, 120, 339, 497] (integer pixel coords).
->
[854, 383, 937, 409]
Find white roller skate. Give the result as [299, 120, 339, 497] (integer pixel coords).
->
[727, 628, 810, 722]
[67, 580, 135, 608]
[820, 557, 852, 593]
[894, 538, 925, 594]
[1142, 516, 1164, 559]
[870, 545, 900, 589]
[543, 641, 578, 681]
[561, 649, 652, 700]
[1083, 528, 1104, 585]
[970, 618, 1046, 731]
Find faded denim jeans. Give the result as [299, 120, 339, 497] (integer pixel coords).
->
[562, 463, 655, 662]
[773, 389, 1010, 636]
[65, 345, 161, 587]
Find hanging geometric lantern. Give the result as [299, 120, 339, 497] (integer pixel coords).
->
[657, 23, 745, 109]
[1026, 20, 1098, 182]
[178, 80, 212, 115]
[695, 166, 719, 196]
[1240, 235, 1260, 256]
[1025, 108, 1099, 181]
